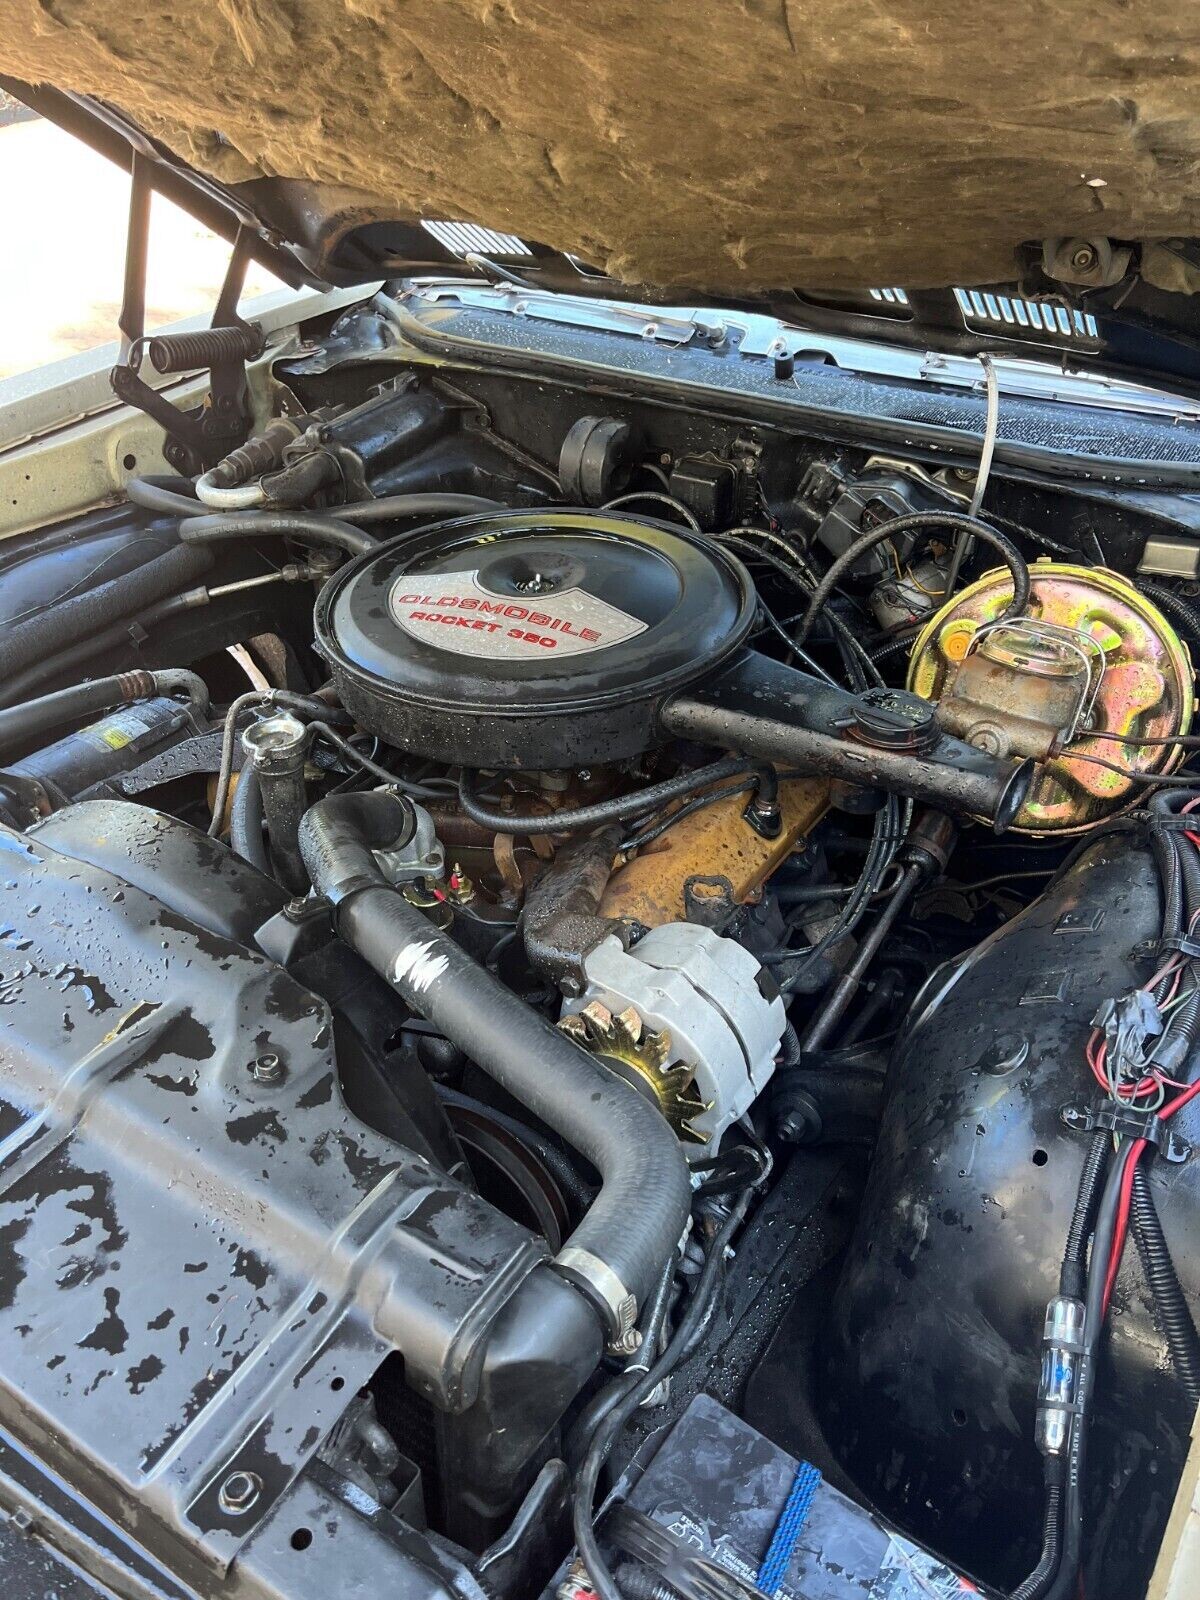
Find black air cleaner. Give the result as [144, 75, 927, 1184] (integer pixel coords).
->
[316, 509, 755, 768]
[316, 510, 1031, 828]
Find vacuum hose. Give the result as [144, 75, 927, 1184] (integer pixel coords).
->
[0, 541, 213, 694]
[298, 791, 691, 1341]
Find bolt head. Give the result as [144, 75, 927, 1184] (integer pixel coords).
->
[249, 1052, 284, 1085]
[218, 1469, 263, 1515]
[608, 1327, 643, 1357]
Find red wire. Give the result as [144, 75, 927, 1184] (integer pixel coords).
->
[1085, 944, 1194, 1103]
[1099, 1079, 1200, 1315]
[1161, 1078, 1200, 1118]
[1102, 1142, 1142, 1315]
[1080, 807, 1200, 1600]
[1090, 810, 1200, 1314]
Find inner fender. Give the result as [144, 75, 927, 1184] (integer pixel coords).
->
[822, 833, 1200, 1600]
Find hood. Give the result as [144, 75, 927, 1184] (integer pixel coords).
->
[5, 1, 1200, 380]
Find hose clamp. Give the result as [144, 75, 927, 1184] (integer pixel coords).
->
[553, 1246, 639, 1354]
[115, 669, 156, 702]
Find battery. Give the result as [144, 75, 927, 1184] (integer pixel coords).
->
[593, 1395, 990, 1599]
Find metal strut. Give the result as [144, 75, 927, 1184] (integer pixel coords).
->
[109, 150, 265, 474]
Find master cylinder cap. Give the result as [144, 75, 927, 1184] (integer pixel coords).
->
[907, 561, 1194, 832]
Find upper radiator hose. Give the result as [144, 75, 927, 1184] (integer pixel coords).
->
[298, 791, 691, 1344]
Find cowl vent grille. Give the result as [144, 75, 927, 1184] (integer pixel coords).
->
[954, 287, 1098, 340]
[421, 220, 531, 258]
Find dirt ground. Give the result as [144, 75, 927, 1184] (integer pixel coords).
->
[0, 117, 286, 381]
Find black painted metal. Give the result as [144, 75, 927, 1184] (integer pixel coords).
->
[315, 509, 756, 768]
[31, 798, 285, 946]
[316, 510, 1031, 825]
[823, 834, 1200, 1600]
[663, 656, 1033, 830]
[0, 818, 575, 1579]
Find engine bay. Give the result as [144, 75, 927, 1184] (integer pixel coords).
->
[1, 298, 1199, 1600]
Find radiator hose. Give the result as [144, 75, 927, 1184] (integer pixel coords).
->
[298, 790, 691, 1341]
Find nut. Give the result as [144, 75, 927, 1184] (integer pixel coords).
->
[218, 1469, 263, 1515]
[249, 1052, 285, 1086]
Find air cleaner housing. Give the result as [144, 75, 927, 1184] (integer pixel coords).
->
[315, 509, 756, 768]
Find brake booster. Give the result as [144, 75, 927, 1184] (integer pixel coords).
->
[908, 561, 1193, 831]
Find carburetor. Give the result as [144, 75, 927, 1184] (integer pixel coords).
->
[908, 561, 1193, 831]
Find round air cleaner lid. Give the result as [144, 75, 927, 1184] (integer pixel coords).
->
[315, 509, 756, 768]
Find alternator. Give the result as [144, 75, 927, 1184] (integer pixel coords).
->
[560, 923, 785, 1152]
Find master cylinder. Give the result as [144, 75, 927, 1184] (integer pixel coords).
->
[908, 561, 1193, 832]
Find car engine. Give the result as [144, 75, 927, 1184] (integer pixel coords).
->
[1, 341, 1199, 1600]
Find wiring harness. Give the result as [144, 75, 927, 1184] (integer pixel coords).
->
[1010, 791, 1200, 1600]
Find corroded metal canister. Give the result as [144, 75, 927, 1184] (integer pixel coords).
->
[908, 561, 1194, 832]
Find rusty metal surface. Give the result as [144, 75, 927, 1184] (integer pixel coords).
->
[524, 826, 623, 991]
[600, 777, 830, 927]
[909, 561, 1194, 832]
[936, 624, 1096, 761]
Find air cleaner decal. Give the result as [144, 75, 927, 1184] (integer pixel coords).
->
[390, 569, 647, 659]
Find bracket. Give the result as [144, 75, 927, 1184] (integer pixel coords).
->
[109, 150, 264, 475]
[1131, 933, 1200, 962]
[1060, 1100, 1193, 1163]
